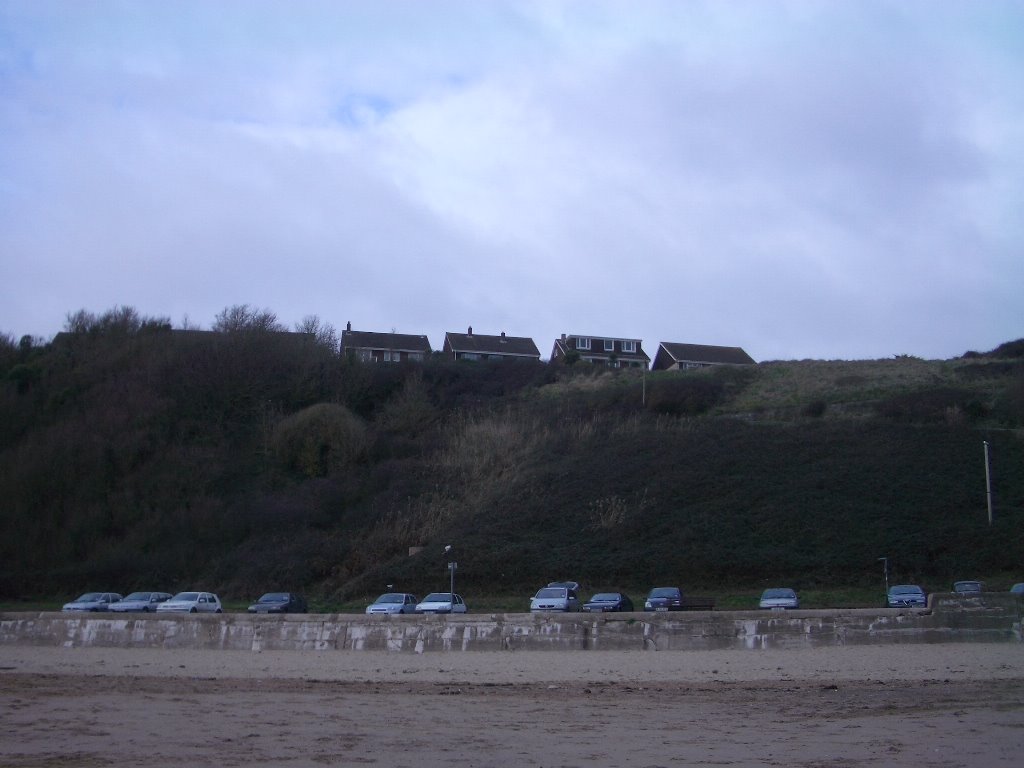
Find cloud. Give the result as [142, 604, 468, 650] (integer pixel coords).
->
[0, 1, 1020, 360]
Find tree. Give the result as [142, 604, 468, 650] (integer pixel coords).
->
[213, 305, 285, 333]
[63, 306, 170, 335]
[295, 315, 339, 352]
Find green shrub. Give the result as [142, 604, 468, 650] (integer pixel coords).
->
[272, 403, 366, 477]
[645, 374, 724, 415]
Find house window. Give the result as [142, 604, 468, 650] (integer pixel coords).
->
[622, 340, 637, 353]
[408, 352, 423, 361]
[576, 337, 591, 350]
[604, 339, 614, 352]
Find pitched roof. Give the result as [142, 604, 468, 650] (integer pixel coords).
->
[445, 330, 540, 358]
[658, 342, 756, 366]
[341, 329, 432, 354]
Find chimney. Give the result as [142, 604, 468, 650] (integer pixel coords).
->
[346, 321, 351, 332]
[467, 326, 473, 336]
[500, 331, 507, 342]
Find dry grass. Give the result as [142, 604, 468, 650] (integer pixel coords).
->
[727, 357, 1008, 414]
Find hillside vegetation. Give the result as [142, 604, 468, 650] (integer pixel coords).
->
[2, 310, 1022, 603]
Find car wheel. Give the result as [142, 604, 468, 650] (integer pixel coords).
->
[215, 608, 222, 613]
[189, 607, 197, 613]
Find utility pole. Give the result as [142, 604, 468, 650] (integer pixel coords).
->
[983, 441, 993, 526]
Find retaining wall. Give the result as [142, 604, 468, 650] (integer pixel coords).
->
[1, 595, 1019, 653]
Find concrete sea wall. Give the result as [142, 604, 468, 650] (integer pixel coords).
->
[1, 594, 1020, 653]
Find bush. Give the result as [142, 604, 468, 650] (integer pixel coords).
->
[272, 403, 367, 477]
[645, 374, 725, 416]
[804, 399, 828, 418]
[875, 387, 988, 424]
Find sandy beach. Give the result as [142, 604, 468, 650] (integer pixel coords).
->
[1, 643, 1022, 766]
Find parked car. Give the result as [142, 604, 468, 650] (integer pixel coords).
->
[886, 584, 927, 608]
[582, 592, 634, 612]
[1010, 583, 1024, 596]
[365, 593, 419, 615]
[108, 592, 172, 612]
[414, 593, 467, 614]
[953, 580, 985, 595]
[530, 586, 581, 613]
[62, 592, 123, 612]
[156, 591, 223, 614]
[547, 581, 581, 592]
[644, 587, 685, 612]
[759, 588, 800, 610]
[247, 592, 308, 614]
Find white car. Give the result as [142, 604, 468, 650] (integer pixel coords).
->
[365, 593, 419, 614]
[108, 591, 173, 612]
[156, 591, 223, 614]
[414, 592, 467, 614]
[530, 586, 581, 612]
[759, 588, 799, 610]
[62, 592, 123, 612]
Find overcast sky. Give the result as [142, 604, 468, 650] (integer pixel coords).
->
[1, 1, 1021, 361]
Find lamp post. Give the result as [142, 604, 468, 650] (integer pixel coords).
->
[878, 557, 889, 597]
[445, 545, 456, 613]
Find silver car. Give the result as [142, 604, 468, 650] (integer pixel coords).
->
[953, 580, 984, 595]
[108, 591, 173, 612]
[414, 593, 467, 614]
[366, 593, 419, 614]
[62, 592, 123, 612]
[156, 591, 223, 614]
[530, 586, 581, 613]
[759, 588, 799, 610]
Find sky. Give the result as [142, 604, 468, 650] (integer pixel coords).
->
[1, 1, 1021, 362]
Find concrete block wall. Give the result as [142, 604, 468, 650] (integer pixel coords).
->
[0, 594, 1019, 653]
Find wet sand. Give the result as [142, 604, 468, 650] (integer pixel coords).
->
[1, 643, 1022, 766]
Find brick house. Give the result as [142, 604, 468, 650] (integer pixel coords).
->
[651, 342, 756, 371]
[550, 333, 650, 369]
[340, 322, 432, 363]
[443, 327, 541, 362]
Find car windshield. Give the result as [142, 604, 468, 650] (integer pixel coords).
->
[589, 593, 618, 602]
[171, 592, 198, 601]
[375, 594, 404, 603]
[535, 588, 565, 599]
[649, 588, 678, 598]
[122, 592, 150, 601]
[258, 593, 288, 603]
[422, 593, 451, 602]
[890, 586, 922, 595]
[74, 593, 104, 601]
[955, 582, 982, 591]
[762, 589, 795, 599]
